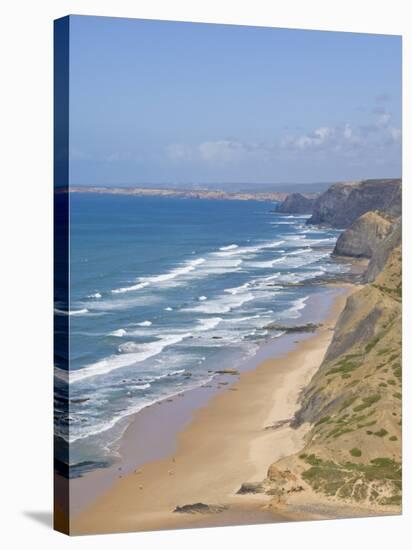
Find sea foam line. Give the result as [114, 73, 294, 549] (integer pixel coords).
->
[54, 307, 89, 316]
[65, 332, 192, 384]
[109, 239, 284, 296]
[111, 258, 206, 294]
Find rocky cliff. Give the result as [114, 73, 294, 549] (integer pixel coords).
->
[364, 221, 401, 283]
[307, 179, 401, 228]
[264, 241, 401, 510]
[277, 193, 316, 214]
[262, 210, 402, 513]
[333, 211, 393, 258]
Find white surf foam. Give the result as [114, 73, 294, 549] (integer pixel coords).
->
[55, 308, 89, 316]
[110, 328, 127, 337]
[143, 258, 206, 283]
[286, 247, 313, 255]
[69, 333, 192, 383]
[280, 296, 310, 319]
[112, 282, 149, 294]
[224, 282, 250, 295]
[219, 244, 239, 251]
[111, 258, 206, 294]
[184, 290, 255, 314]
[214, 239, 285, 258]
[246, 259, 279, 268]
[196, 317, 223, 331]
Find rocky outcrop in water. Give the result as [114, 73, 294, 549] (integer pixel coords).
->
[277, 193, 316, 214]
[237, 482, 265, 494]
[264, 322, 320, 333]
[333, 211, 393, 258]
[173, 503, 227, 514]
[307, 179, 401, 228]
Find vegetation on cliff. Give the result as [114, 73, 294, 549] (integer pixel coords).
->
[263, 208, 402, 511]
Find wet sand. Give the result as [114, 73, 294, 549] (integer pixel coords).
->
[71, 286, 352, 535]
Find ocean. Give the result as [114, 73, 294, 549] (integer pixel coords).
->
[54, 194, 348, 474]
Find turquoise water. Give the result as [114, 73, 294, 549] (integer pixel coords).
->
[54, 194, 347, 472]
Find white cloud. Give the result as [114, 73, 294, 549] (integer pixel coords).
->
[166, 139, 268, 164]
[282, 126, 335, 150]
[165, 108, 401, 168]
[343, 124, 353, 140]
[198, 140, 246, 162]
[375, 111, 391, 128]
[388, 127, 402, 142]
[281, 109, 400, 157]
[166, 143, 192, 162]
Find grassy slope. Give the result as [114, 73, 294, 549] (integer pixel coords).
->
[264, 241, 402, 511]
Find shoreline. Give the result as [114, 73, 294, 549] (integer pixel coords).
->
[71, 285, 354, 535]
[67, 286, 344, 515]
[65, 186, 294, 202]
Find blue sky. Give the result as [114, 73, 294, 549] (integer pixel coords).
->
[68, 16, 402, 186]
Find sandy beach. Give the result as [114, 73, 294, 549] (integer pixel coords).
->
[70, 286, 354, 535]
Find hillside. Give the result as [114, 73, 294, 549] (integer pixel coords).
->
[307, 179, 401, 228]
[262, 217, 402, 513]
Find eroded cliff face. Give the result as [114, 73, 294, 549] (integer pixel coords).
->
[263, 216, 402, 512]
[364, 221, 401, 283]
[307, 179, 401, 228]
[277, 193, 316, 214]
[333, 211, 393, 258]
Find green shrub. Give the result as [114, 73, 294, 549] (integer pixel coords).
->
[393, 367, 401, 379]
[381, 495, 401, 506]
[365, 336, 380, 353]
[353, 394, 381, 412]
[350, 448, 362, 457]
[315, 416, 331, 426]
[339, 396, 358, 412]
[374, 428, 388, 437]
[301, 455, 401, 504]
[357, 420, 377, 429]
[327, 360, 360, 376]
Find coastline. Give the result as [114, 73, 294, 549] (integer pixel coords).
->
[71, 284, 354, 535]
